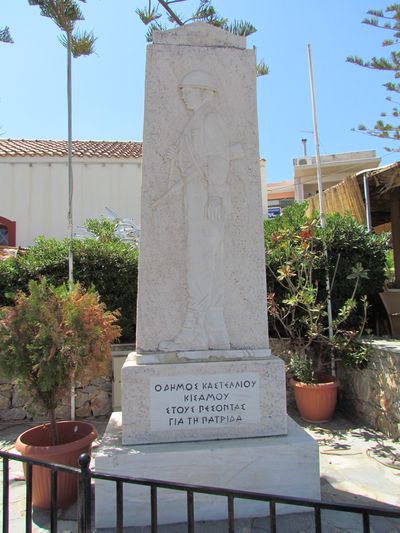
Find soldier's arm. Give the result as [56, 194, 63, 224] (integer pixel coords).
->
[205, 114, 229, 197]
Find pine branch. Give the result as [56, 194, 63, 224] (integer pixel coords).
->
[348, 4, 400, 149]
[0, 26, 13, 44]
[59, 29, 96, 57]
[346, 54, 399, 71]
[145, 21, 168, 42]
[157, 0, 184, 25]
[28, 0, 85, 33]
[356, 122, 400, 138]
[256, 59, 269, 76]
[136, 0, 268, 75]
[352, 126, 400, 151]
[223, 20, 257, 37]
[135, 5, 162, 26]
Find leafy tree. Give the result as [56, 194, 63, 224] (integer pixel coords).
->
[0, 26, 13, 43]
[28, 0, 96, 284]
[347, 4, 400, 150]
[136, 0, 268, 76]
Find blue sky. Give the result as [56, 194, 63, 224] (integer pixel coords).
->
[2, 0, 399, 182]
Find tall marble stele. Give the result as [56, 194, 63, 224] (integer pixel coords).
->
[95, 23, 320, 529]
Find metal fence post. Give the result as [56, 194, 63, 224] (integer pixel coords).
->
[78, 453, 92, 532]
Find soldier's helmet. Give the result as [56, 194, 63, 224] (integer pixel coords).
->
[180, 70, 216, 92]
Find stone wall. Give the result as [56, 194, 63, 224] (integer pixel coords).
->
[338, 339, 400, 440]
[0, 375, 113, 422]
[0, 345, 134, 422]
[271, 337, 400, 440]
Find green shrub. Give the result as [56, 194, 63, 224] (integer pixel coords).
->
[265, 203, 388, 336]
[0, 236, 138, 342]
[84, 216, 119, 242]
[320, 213, 388, 328]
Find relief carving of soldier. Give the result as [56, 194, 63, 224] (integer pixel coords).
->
[158, 70, 230, 352]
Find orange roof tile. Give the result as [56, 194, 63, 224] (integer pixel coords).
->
[0, 139, 143, 159]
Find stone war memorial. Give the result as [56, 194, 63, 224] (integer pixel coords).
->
[95, 22, 320, 529]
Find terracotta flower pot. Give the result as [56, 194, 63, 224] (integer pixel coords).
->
[15, 420, 97, 509]
[290, 376, 339, 423]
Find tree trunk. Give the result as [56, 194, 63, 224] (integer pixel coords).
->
[49, 407, 59, 446]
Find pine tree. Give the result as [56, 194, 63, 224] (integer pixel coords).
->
[347, 4, 400, 151]
[0, 26, 13, 43]
[136, 0, 268, 76]
[28, 0, 96, 285]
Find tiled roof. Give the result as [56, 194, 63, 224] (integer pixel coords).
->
[0, 139, 143, 158]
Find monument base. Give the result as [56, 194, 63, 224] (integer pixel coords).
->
[122, 351, 287, 444]
[95, 413, 320, 529]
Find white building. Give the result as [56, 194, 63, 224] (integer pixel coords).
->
[0, 139, 142, 247]
[293, 149, 381, 202]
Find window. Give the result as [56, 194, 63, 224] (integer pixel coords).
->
[0, 217, 16, 246]
[0, 225, 8, 245]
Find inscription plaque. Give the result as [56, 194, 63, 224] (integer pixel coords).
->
[150, 372, 260, 431]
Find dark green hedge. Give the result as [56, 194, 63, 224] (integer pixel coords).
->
[0, 237, 138, 342]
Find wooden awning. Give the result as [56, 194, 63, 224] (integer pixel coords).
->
[305, 161, 400, 286]
[305, 161, 400, 228]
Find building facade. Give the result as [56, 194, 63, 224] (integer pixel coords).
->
[293, 149, 381, 202]
[0, 140, 142, 247]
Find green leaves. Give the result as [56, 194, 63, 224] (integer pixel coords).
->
[347, 3, 400, 150]
[58, 29, 96, 57]
[28, 0, 96, 51]
[347, 262, 369, 281]
[265, 203, 387, 381]
[289, 353, 314, 384]
[135, 0, 269, 75]
[0, 230, 139, 342]
[256, 60, 269, 77]
[136, 5, 162, 26]
[28, 0, 85, 32]
[0, 26, 13, 44]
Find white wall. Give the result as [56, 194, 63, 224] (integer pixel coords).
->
[0, 155, 268, 246]
[0, 156, 142, 247]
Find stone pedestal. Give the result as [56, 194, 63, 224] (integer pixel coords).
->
[122, 351, 287, 445]
[95, 413, 320, 529]
[95, 21, 321, 530]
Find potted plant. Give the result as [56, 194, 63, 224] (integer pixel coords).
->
[267, 217, 370, 422]
[0, 277, 121, 508]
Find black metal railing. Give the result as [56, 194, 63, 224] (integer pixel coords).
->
[1, 449, 400, 533]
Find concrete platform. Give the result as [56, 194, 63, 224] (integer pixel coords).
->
[1, 411, 400, 532]
[95, 413, 320, 529]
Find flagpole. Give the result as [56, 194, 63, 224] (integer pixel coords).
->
[308, 43, 335, 373]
